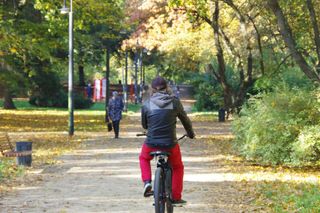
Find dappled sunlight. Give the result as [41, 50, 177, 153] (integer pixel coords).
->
[67, 167, 140, 174]
[121, 124, 143, 128]
[2, 110, 319, 212]
[187, 154, 319, 184]
[59, 158, 140, 164]
[106, 174, 141, 178]
[191, 126, 230, 130]
[0, 109, 108, 132]
[0, 109, 68, 116]
[15, 186, 41, 191]
[183, 156, 218, 162]
[184, 172, 320, 183]
[67, 148, 140, 155]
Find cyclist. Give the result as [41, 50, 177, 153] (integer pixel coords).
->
[139, 76, 195, 205]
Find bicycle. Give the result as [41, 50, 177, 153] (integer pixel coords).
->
[137, 133, 187, 213]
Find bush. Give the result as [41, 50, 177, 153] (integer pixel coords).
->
[253, 67, 314, 93]
[190, 73, 223, 111]
[29, 89, 68, 108]
[232, 88, 320, 165]
[29, 70, 68, 108]
[30, 92, 93, 109]
[291, 125, 320, 165]
[73, 93, 93, 109]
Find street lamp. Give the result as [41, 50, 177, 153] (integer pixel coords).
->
[105, 47, 110, 123]
[61, 0, 74, 136]
[119, 30, 129, 111]
[124, 48, 128, 111]
[139, 48, 148, 102]
[134, 40, 139, 104]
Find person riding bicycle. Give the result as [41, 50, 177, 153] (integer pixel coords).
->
[139, 76, 195, 205]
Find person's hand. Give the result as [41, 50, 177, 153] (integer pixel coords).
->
[188, 133, 195, 139]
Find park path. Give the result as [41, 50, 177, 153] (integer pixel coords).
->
[0, 111, 255, 212]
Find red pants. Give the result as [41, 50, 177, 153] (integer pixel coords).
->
[139, 143, 184, 200]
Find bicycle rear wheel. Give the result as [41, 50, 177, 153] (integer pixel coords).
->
[165, 168, 173, 213]
[154, 167, 165, 213]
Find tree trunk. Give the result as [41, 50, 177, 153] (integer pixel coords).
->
[219, 0, 255, 113]
[268, 0, 320, 82]
[247, 14, 265, 75]
[306, 0, 320, 72]
[3, 88, 16, 109]
[78, 63, 85, 87]
[212, 0, 234, 115]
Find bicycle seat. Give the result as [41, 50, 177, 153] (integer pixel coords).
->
[150, 151, 170, 157]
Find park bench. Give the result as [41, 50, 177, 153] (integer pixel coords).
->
[0, 133, 32, 158]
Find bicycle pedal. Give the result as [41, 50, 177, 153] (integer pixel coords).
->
[172, 203, 185, 207]
[145, 191, 154, 197]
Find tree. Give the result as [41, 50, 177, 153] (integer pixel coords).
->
[0, 0, 41, 109]
[1, 0, 128, 108]
[167, 0, 264, 114]
[267, 0, 320, 83]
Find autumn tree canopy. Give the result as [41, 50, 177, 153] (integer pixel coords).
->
[1, 0, 320, 111]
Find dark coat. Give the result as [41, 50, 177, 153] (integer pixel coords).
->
[141, 91, 195, 148]
[108, 96, 124, 121]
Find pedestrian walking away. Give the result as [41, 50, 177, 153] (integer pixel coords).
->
[108, 91, 124, 138]
[86, 82, 92, 99]
[139, 76, 195, 205]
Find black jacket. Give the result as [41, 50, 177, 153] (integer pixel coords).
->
[141, 91, 195, 148]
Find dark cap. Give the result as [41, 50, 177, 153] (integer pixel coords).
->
[151, 76, 167, 90]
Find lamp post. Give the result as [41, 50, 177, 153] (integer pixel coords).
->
[119, 30, 129, 111]
[61, 0, 74, 136]
[134, 40, 139, 104]
[105, 47, 110, 123]
[139, 48, 148, 102]
[124, 49, 128, 111]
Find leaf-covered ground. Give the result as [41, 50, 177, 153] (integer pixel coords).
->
[0, 109, 320, 212]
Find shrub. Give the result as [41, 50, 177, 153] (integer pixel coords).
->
[30, 92, 93, 109]
[29, 89, 68, 108]
[291, 125, 320, 165]
[73, 93, 93, 109]
[190, 73, 223, 111]
[232, 88, 320, 165]
[253, 66, 314, 93]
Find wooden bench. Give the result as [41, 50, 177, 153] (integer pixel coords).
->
[0, 133, 32, 157]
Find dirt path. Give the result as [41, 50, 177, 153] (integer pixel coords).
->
[0, 114, 256, 213]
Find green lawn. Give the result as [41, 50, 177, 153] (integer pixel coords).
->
[0, 99, 141, 113]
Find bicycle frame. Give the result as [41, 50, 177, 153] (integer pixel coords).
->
[152, 152, 173, 213]
[137, 133, 188, 213]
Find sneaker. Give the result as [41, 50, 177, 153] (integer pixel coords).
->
[143, 182, 152, 197]
[172, 199, 187, 205]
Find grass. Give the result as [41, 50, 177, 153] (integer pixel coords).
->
[88, 102, 141, 112]
[257, 182, 320, 212]
[0, 99, 142, 132]
[0, 99, 141, 112]
[0, 159, 24, 182]
[190, 111, 219, 121]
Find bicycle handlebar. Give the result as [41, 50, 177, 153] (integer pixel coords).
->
[177, 134, 188, 141]
[136, 133, 189, 141]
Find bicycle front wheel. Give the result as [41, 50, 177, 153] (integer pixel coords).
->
[154, 167, 165, 213]
[165, 168, 173, 213]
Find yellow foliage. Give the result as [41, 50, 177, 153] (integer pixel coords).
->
[9, 48, 17, 53]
